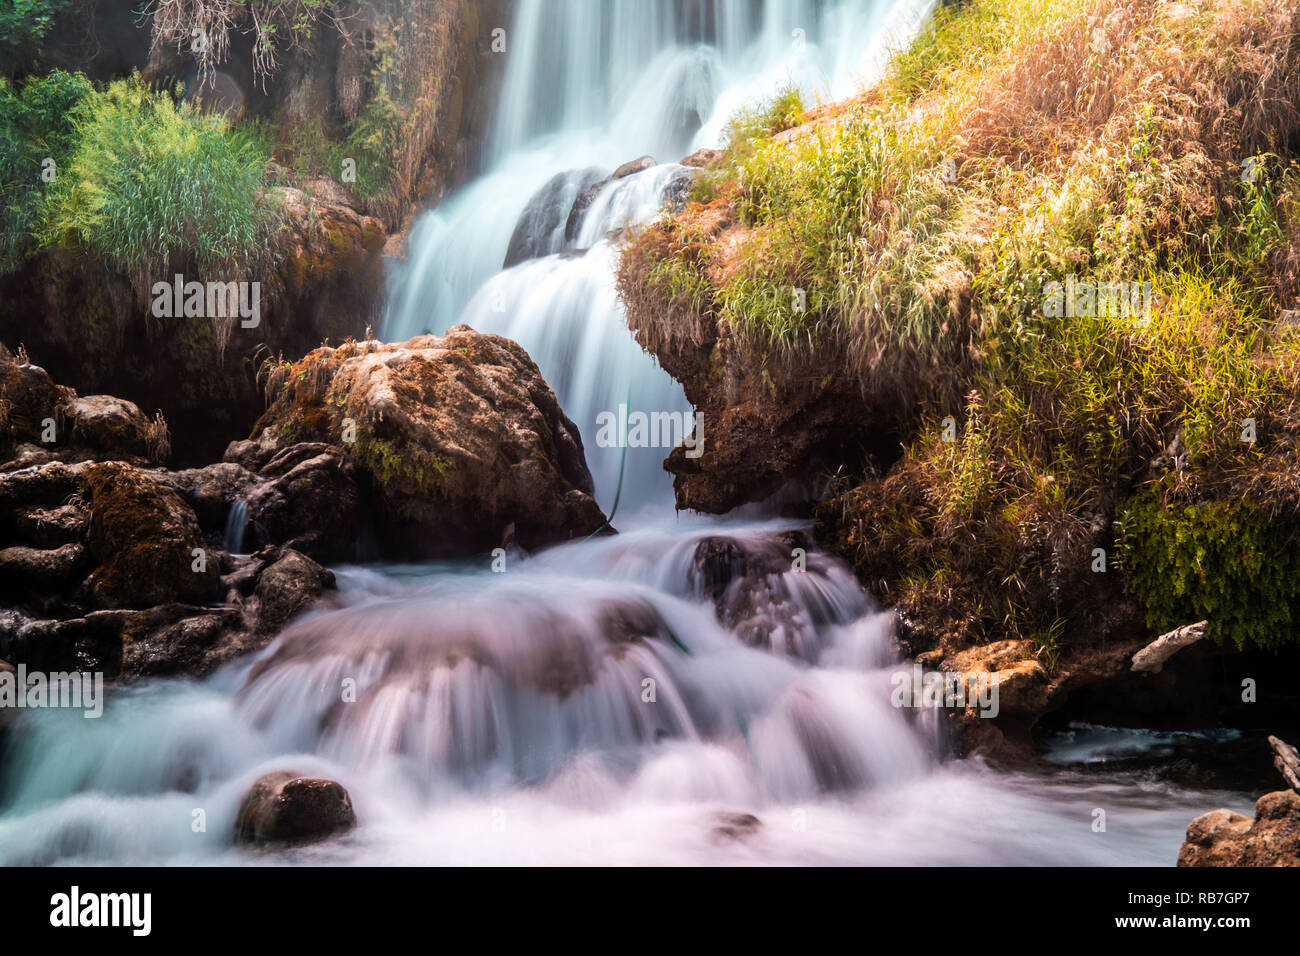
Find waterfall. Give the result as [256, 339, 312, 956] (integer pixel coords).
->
[0, 1, 1255, 868]
[384, 0, 939, 513]
[0, 521, 1248, 865]
[224, 499, 249, 555]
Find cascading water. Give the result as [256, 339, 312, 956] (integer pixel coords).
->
[384, 0, 940, 514]
[0, 1, 1257, 865]
[0, 521, 1251, 864]
[224, 499, 249, 555]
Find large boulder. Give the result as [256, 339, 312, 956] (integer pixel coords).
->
[1, 347, 162, 468]
[234, 771, 357, 847]
[1178, 790, 1300, 866]
[82, 462, 223, 609]
[243, 327, 606, 557]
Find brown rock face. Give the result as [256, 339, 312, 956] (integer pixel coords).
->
[235, 771, 357, 847]
[1178, 790, 1300, 866]
[246, 326, 607, 557]
[83, 462, 223, 609]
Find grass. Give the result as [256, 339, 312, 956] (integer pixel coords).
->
[39, 75, 278, 345]
[623, 0, 1300, 652]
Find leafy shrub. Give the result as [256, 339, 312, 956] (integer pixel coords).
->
[1121, 487, 1300, 650]
[0, 0, 69, 78]
[0, 68, 90, 270]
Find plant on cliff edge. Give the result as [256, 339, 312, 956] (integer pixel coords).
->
[40, 75, 278, 327]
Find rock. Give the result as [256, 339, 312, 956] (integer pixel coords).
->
[1178, 790, 1300, 866]
[710, 811, 762, 843]
[274, 183, 387, 337]
[688, 531, 836, 659]
[1271, 735, 1300, 793]
[504, 167, 605, 267]
[681, 147, 723, 168]
[163, 462, 261, 532]
[1131, 620, 1208, 673]
[14, 504, 87, 547]
[120, 607, 245, 677]
[83, 462, 223, 609]
[244, 453, 363, 562]
[0, 461, 87, 515]
[0, 609, 127, 676]
[234, 771, 357, 847]
[251, 549, 335, 635]
[0, 350, 68, 453]
[944, 640, 1054, 715]
[611, 155, 656, 180]
[0, 543, 87, 592]
[249, 327, 606, 558]
[62, 395, 154, 461]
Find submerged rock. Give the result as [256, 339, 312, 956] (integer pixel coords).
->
[235, 771, 357, 847]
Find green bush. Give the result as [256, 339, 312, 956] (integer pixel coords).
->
[1121, 487, 1300, 650]
[0, 68, 90, 271]
[40, 76, 278, 292]
[0, 0, 68, 78]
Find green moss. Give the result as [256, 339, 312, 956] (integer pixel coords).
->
[1121, 487, 1300, 650]
[352, 431, 450, 504]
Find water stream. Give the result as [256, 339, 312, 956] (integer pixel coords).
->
[0, 0, 1257, 865]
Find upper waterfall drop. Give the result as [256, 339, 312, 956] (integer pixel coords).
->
[383, 0, 938, 513]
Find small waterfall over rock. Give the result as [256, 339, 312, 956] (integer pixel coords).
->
[224, 499, 249, 555]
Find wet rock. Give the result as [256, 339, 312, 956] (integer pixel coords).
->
[688, 531, 835, 659]
[0, 610, 126, 676]
[244, 453, 363, 562]
[163, 462, 261, 532]
[251, 549, 335, 635]
[612, 155, 656, 180]
[235, 771, 357, 847]
[120, 607, 245, 678]
[710, 811, 761, 843]
[1178, 790, 1300, 866]
[565, 155, 656, 242]
[83, 462, 223, 609]
[504, 167, 605, 267]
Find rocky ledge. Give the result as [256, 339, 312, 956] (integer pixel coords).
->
[0, 327, 606, 679]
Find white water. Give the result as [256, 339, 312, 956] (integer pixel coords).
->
[384, 0, 938, 513]
[0, 1, 1255, 866]
[0, 521, 1251, 865]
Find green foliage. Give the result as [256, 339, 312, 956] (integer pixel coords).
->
[0, 68, 90, 271]
[340, 22, 403, 200]
[1121, 488, 1300, 650]
[0, 0, 69, 77]
[40, 76, 277, 291]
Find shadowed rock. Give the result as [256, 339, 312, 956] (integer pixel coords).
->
[235, 771, 357, 847]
